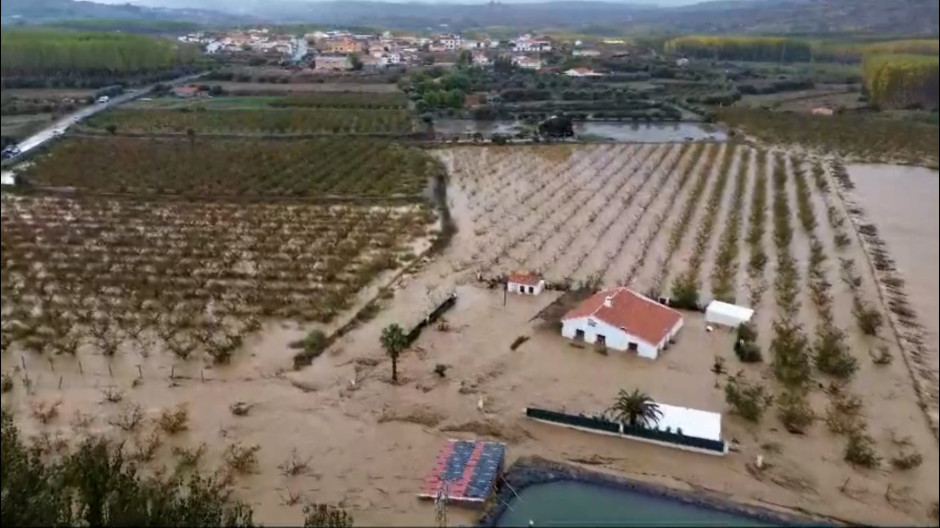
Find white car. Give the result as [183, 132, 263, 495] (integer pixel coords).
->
[97, 95, 110, 104]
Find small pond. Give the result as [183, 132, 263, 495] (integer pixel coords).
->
[494, 480, 777, 527]
[432, 119, 726, 142]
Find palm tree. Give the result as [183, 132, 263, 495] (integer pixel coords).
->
[380, 323, 408, 383]
[608, 389, 662, 428]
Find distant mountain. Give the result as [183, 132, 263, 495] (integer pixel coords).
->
[0, 0, 250, 27]
[2, 0, 937, 36]
[176, 0, 939, 35]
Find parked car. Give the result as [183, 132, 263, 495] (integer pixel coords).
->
[97, 95, 110, 104]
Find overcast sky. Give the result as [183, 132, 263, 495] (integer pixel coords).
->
[98, 0, 709, 6]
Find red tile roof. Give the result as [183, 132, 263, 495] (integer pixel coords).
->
[562, 287, 682, 346]
[508, 271, 542, 286]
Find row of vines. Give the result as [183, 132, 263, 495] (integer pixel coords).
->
[22, 137, 436, 199]
[0, 195, 432, 365]
[89, 108, 414, 136]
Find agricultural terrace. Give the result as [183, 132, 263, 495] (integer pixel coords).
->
[20, 137, 435, 198]
[718, 108, 939, 168]
[87, 108, 414, 136]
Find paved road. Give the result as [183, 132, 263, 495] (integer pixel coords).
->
[7, 72, 206, 159]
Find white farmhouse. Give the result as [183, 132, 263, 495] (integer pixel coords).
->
[507, 271, 545, 295]
[561, 287, 683, 359]
[704, 300, 754, 329]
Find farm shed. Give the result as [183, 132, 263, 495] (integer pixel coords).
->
[561, 287, 683, 359]
[507, 271, 545, 295]
[705, 301, 754, 329]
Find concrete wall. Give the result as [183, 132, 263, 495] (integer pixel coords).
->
[561, 316, 659, 359]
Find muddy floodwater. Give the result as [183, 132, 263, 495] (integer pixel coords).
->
[494, 480, 776, 527]
[846, 163, 940, 372]
[432, 119, 727, 142]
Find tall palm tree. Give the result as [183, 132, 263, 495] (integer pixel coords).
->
[380, 323, 408, 383]
[608, 389, 662, 428]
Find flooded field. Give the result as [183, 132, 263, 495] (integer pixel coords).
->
[844, 164, 939, 373]
[432, 119, 726, 142]
[3, 142, 938, 527]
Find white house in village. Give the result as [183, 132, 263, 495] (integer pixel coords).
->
[561, 287, 683, 359]
[704, 300, 754, 329]
[507, 272, 545, 295]
[512, 56, 542, 70]
[564, 67, 603, 77]
[472, 52, 491, 66]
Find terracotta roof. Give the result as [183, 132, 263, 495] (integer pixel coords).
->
[508, 271, 542, 286]
[562, 287, 682, 346]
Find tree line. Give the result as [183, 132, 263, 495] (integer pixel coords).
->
[862, 53, 939, 109]
[664, 36, 938, 64]
[0, 29, 199, 78]
[664, 36, 813, 63]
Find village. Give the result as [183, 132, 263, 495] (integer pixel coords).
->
[177, 27, 616, 75]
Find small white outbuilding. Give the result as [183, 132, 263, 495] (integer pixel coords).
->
[705, 300, 754, 329]
[507, 271, 545, 295]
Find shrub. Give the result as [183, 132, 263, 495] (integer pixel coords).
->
[109, 403, 144, 432]
[31, 400, 63, 424]
[173, 442, 208, 473]
[853, 299, 883, 336]
[158, 404, 190, 435]
[776, 389, 815, 434]
[891, 451, 923, 470]
[734, 321, 762, 362]
[770, 319, 812, 388]
[736, 321, 757, 343]
[813, 323, 858, 379]
[293, 329, 328, 369]
[844, 430, 880, 468]
[734, 340, 763, 362]
[2, 373, 14, 393]
[278, 448, 312, 477]
[303, 503, 353, 528]
[1, 411, 255, 527]
[725, 376, 773, 422]
[433, 363, 448, 378]
[670, 274, 700, 310]
[825, 392, 864, 434]
[224, 442, 260, 474]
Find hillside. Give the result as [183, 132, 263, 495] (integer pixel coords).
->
[0, 0, 247, 26]
[160, 0, 939, 35]
[2, 0, 938, 35]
